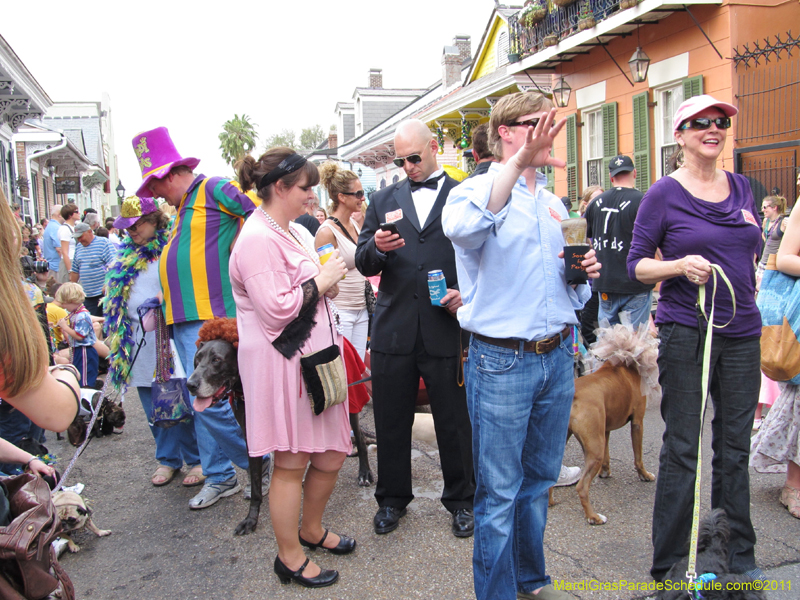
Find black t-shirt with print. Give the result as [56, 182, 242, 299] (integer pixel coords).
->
[585, 186, 653, 295]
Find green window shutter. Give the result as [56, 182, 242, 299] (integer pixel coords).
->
[602, 102, 618, 190]
[632, 91, 651, 192]
[683, 76, 704, 100]
[566, 114, 578, 203]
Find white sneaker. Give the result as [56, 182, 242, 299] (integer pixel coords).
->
[555, 465, 581, 487]
[189, 476, 241, 509]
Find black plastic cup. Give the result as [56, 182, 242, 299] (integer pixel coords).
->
[564, 244, 589, 284]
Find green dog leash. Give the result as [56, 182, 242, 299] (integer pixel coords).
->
[686, 264, 736, 587]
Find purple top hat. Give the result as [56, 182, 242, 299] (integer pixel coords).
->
[114, 196, 159, 230]
[132, 127, 200, 198]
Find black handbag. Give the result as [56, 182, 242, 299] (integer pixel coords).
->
[300, 299, 347, 416]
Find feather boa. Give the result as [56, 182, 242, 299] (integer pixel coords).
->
[102, 231, 168, 391]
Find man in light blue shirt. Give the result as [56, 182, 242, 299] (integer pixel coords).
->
[42, 204, 64, 278]
[443, 92, 600, 600]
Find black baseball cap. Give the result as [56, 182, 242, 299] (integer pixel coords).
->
[609, 155, 635, 177]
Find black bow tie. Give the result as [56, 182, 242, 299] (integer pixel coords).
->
[409, 172, 444, 192]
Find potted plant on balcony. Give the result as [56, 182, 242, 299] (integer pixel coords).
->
[620, 0, 641, 9]
[520, 0, 547, 28]
[553, 0, 578, 7]
[578, 1, 596, 30]
[542, 32, 560, 47]
[507, 35, 522, 63]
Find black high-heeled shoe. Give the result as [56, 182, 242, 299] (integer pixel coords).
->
[273, 555, 339, 588]
[299, 528, 357, 555]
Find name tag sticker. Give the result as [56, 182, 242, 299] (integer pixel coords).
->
[741, 209, 758, 227]
[548, 207, 562, 223]
[385, 209, 403, 224]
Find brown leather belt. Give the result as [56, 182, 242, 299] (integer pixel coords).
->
[474, 326, 571, 355]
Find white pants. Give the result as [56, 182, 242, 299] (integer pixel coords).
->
[338, 307, 369, 360]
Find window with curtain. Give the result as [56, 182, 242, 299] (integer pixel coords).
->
[583, 108, 604, 187]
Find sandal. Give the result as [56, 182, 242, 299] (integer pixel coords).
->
[780, 485, 800, 518]
[182, 465, 206, 487]
[151, 465, 176, 487]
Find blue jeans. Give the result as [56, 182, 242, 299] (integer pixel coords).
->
[651, 323, 760, 580]
[137, 386, 200, 470]
[173, 321, 250, 483]
[466, 334, 575, 600]
[598, 290, 652, 328]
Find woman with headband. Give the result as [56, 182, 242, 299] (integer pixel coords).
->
[231, 148, 351, 589]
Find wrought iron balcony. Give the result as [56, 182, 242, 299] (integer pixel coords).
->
[508, 0, 640, 61]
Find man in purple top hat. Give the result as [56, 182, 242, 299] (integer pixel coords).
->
[131, 126, 268, 510]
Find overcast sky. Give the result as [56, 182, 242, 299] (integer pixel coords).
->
[3, 0, 496, 195]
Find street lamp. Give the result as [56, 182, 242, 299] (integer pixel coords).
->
[552, 76, 572, 108]
[628, 24, 651, 84]
[115, 181, 125, 204]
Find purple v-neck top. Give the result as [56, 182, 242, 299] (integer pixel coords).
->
[627, 171, 762, 338]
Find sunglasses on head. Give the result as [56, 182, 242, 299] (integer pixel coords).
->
[679, 117, 732, 131]
[341, 190, 365, 199]
[393, 154, 423, 168]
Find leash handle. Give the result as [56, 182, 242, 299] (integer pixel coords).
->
[686, 264, 734, 582]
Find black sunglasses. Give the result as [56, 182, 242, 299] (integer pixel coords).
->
[393, 154, 423, 168]
[341, 190, 365, 199]
[507, 118, 554, 129]
[679, 117, 732, 131]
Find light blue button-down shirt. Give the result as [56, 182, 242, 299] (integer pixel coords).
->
[442, 162, 589, 340]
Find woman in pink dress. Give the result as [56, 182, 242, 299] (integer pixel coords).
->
[230, 148, 351, 589]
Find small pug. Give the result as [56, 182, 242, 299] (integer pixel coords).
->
[51, 491, 111, 552]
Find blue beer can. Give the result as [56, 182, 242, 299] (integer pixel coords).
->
[428, 270, 447, 306]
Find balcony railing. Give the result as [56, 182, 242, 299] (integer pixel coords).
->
[508, 0, 638, 60]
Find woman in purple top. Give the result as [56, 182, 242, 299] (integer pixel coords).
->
[627, 95, 763, 583]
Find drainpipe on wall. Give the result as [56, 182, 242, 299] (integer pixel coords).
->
[25, 131, 66, 224]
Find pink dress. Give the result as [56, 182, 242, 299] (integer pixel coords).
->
[229, 210, 351, 456]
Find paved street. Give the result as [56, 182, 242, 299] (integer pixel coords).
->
[51, 387, 799, 599]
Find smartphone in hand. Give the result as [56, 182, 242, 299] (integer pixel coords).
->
[380, 222, 403, 239]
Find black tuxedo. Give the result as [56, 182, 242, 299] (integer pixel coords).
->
[355, 175, 474, 513]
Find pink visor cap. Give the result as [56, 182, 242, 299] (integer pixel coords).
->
[672, 95, 738, 132]
[132, 127, 200, 198]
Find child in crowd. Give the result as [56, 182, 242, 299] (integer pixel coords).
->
[55, 283, 98, 387]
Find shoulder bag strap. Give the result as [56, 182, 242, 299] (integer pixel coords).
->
[327, 216, 357, 246]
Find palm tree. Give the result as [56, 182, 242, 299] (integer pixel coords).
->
[219, 114, 259, 169]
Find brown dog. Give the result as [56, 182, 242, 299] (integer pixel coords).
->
[550, 322, 660, 525]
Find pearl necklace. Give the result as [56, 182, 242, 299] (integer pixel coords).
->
[259, 206, 319, 263]
[258, 206, 343, 335]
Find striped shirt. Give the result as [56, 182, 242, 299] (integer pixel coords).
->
[71, 236, 114, 296]
[160, 175, 260, 325]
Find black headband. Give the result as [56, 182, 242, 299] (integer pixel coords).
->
[258, 153, 308, 189]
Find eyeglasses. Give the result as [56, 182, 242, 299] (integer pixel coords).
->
[393, 153, 423, 168]
[341, 190, 365, 199]
[678, 117, 732, 131]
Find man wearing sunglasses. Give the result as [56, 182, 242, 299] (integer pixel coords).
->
[355, 119, 475, 540]
[443, 92, 600, 600]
